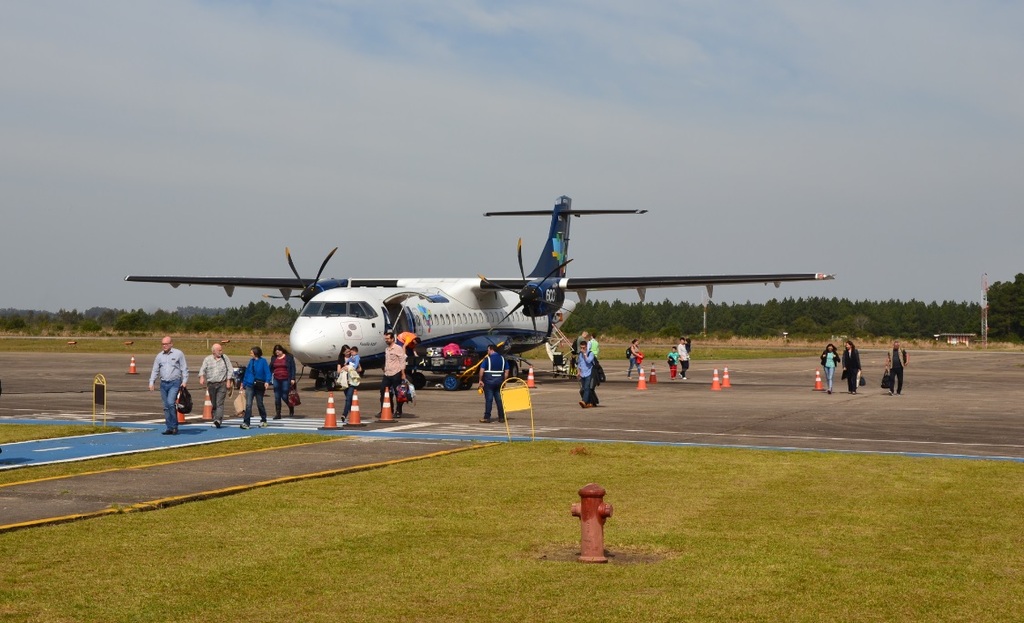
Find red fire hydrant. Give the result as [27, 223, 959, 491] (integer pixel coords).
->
[570, 483, 614, 563]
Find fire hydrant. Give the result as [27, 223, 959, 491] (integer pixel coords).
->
[570, 483, 613, 563]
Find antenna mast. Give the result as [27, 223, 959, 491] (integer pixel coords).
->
[981, 273, 989, 348]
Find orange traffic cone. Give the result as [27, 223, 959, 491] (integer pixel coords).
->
[319, 391, 340, 430]
[345, 390, 365, 427]
[813, 370, 825, 391]
[201, 388, 214, 421]
[527, 367, 535, 388]
[177, 404, 187, 424]
[127, 356, 138, 375]
[636, 368, 648, 390]
[711, 368, 722, 391]
[649, 365, 657, 384]
[722, 367, 731, 388]
[379, 388, 395, 422]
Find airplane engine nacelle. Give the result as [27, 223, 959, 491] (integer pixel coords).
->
[521, 280, 565, 317]
[307, 279, 349, 297]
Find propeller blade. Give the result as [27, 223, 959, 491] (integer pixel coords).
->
[313, 247, 339, 283]
[541, 258, 573, 282]
[516, 238, 525, 282]
[285, 247, 303, 283]
[496, 301, 525, 328]
[477, 274, 518, 293]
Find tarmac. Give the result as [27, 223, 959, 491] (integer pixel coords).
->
[2, 348, 1024, 531]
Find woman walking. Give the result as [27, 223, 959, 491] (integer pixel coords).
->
[626, 339, 642, 379]
[841, 340, 862, 395]
[269, 344, 296, 419]
[820, 343, 841, 394]
[241, 346, 273, 428]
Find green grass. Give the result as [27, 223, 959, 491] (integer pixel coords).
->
[1, 442, 1022, 622]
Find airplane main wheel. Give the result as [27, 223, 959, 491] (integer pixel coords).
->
[410, 372, 427, 390]
[442, 374, 461, 391]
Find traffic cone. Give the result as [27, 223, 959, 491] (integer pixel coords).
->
[649, 365, 657, 384]
[636, 368, 648, 390]
[201, 388, 213, 421]
[127, 356, 138, 375]
[813, 370, 825, 391]
[527, 367, 535, 388]
[345, 390, 365, 427]
[710, 368, 722, 391]
[177, 405, 187, 425]
[318, 391, 340, 430]
[722, 367, 731, 388]
[379, 388, 395, 422]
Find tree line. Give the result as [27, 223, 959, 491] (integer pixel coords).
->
[2, 273, 1022, 341]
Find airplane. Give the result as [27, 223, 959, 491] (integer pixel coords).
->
[125, 195, 833, 389]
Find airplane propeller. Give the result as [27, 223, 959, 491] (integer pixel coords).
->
[478, 238, 572, 331]
[286, 246, 338, 304]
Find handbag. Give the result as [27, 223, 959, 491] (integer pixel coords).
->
[841, 369, 848, 380]
[858, 371, 866, 387]
[287, 387, 301, 407]
[881, 371, 891, 389]
[395, 380, 412, 403]
[233, 392, 246, 417]
[253, 380, 266, 392]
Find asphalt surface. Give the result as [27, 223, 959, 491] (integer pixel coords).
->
[2, 348, 1023, 531]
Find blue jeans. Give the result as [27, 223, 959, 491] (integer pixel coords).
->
[245, 385, 267, 425]
[627, 356, 638, 378]
[482, 378, 505, 421]
[824, 366, 835, 391]
[271, 378, 292, 416]
[160, 379, 181, 431]
[579, 374, 598, 406]
[342, 386, 356, 419]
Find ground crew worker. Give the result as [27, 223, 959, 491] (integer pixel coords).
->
[478, 343, 508, 423]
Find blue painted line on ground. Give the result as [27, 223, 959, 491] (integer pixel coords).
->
[3, 418, 1022, 468]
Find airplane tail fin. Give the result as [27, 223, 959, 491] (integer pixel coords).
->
[485, 196, 646, 279]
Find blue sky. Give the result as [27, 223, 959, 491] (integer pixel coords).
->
[2, 1, 1022, 313]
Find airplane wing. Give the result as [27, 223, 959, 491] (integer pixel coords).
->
[477, 272, 834, 301]
[124, 275, 306, 299]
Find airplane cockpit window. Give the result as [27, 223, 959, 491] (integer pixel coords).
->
[300, 301, 378, 319]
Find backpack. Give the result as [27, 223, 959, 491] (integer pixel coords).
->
[625, 347, 632, 359]
[175, 386, 193, 414]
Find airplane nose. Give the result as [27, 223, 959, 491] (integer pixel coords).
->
[289, 319, 336, 364]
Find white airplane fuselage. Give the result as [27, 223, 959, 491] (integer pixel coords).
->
[289, 278, 574, 371]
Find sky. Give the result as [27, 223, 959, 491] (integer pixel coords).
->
[2, 1, 1022, 314]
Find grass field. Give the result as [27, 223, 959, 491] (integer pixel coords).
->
[1, 442, 1022, 622]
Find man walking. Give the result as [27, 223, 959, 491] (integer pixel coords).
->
[887, 340, 908, 395]
[148, 336, 188, 435]
[380, 331, 407, 417]
[577, 340, 599, 408]
[478, 343, 508, 423]
[198, 343, 233, 428]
